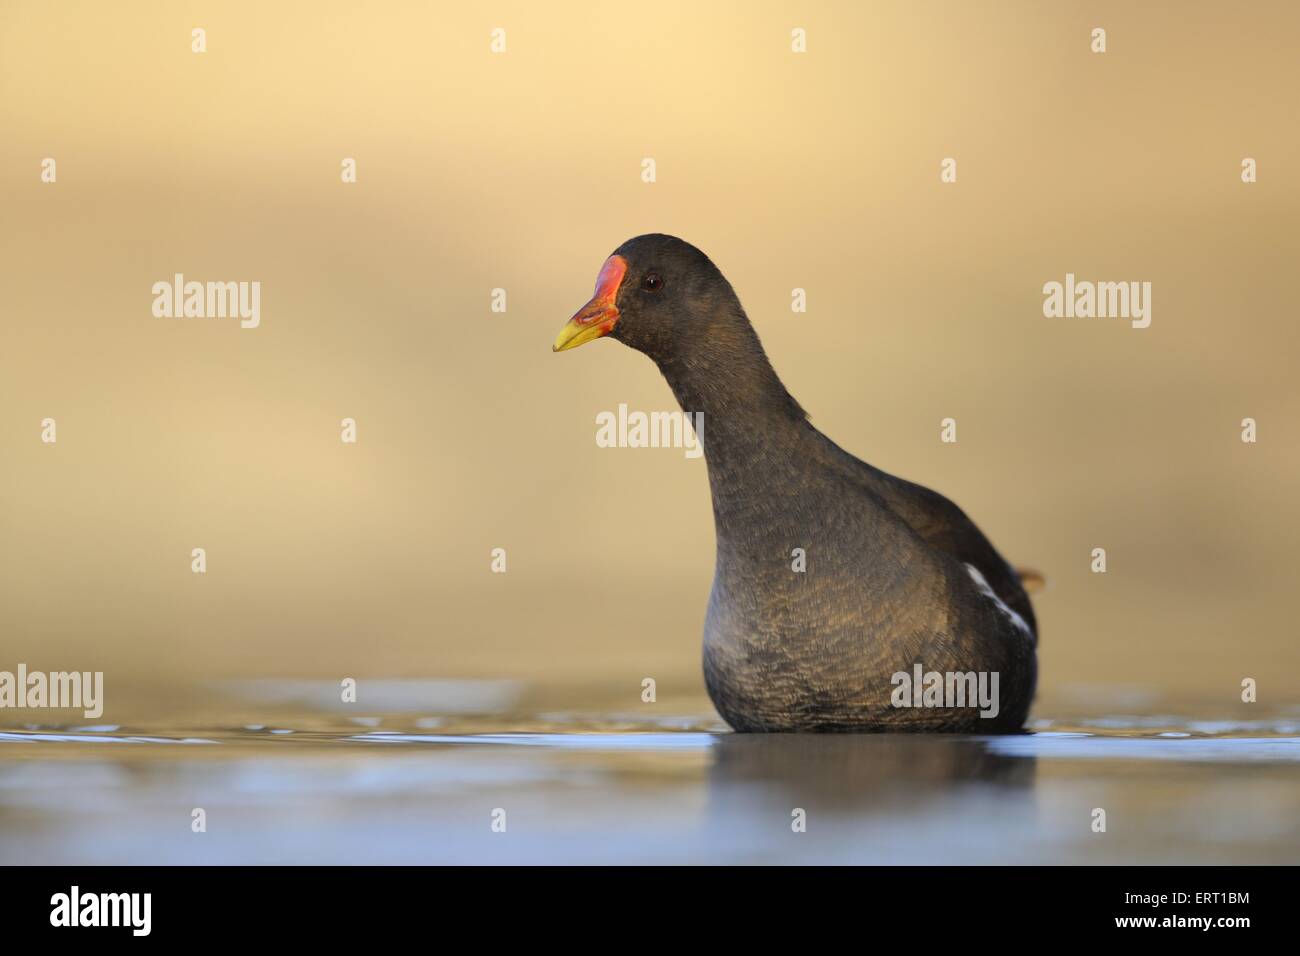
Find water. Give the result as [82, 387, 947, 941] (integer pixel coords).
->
[2, 684, 1298, 865]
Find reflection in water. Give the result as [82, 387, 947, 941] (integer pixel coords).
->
[710, 733, 1035, 812]
[702, 735, 1038, 863]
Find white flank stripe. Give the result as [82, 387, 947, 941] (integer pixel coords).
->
[964, 563, 1033, 638]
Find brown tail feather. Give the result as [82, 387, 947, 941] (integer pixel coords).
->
[1016, 568, 1047, 594]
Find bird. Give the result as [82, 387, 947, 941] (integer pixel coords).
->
[553, 234, 1039, 733]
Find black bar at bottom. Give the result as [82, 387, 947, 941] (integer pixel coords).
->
[0, 865, 1281, 940]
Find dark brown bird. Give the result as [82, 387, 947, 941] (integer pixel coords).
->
[554, 234, 1038, 733]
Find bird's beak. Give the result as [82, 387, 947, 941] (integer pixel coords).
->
[553, 255, 628, 352]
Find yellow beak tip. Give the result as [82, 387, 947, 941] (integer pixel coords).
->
[552, 325, 598, 353]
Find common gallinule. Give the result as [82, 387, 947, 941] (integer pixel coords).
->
[554, 234, 1038, 733]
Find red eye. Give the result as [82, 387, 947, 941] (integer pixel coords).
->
[642, 273, 663, 292]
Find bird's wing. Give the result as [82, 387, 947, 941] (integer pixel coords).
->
[808, 431, 1039, 639]
[858, 467, 1039, 639]
[880, 477, 1037, 637]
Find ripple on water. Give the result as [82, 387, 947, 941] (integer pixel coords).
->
[349, 731, 718, 751]
[0, 732, 219, 745]
[987, 734, 1300, 762]
[1, 716, 1299, 763]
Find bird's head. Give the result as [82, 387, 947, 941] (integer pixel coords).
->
[552, 234, 735, 361]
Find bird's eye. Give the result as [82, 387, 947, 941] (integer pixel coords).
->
[641, 273, 663, 292]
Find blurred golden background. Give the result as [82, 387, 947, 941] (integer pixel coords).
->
[2, 1, 1297, 712]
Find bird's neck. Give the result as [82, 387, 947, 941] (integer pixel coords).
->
[653, 313, 814, 537]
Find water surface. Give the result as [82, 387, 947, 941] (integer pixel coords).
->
[2, 686, 1297, 864]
